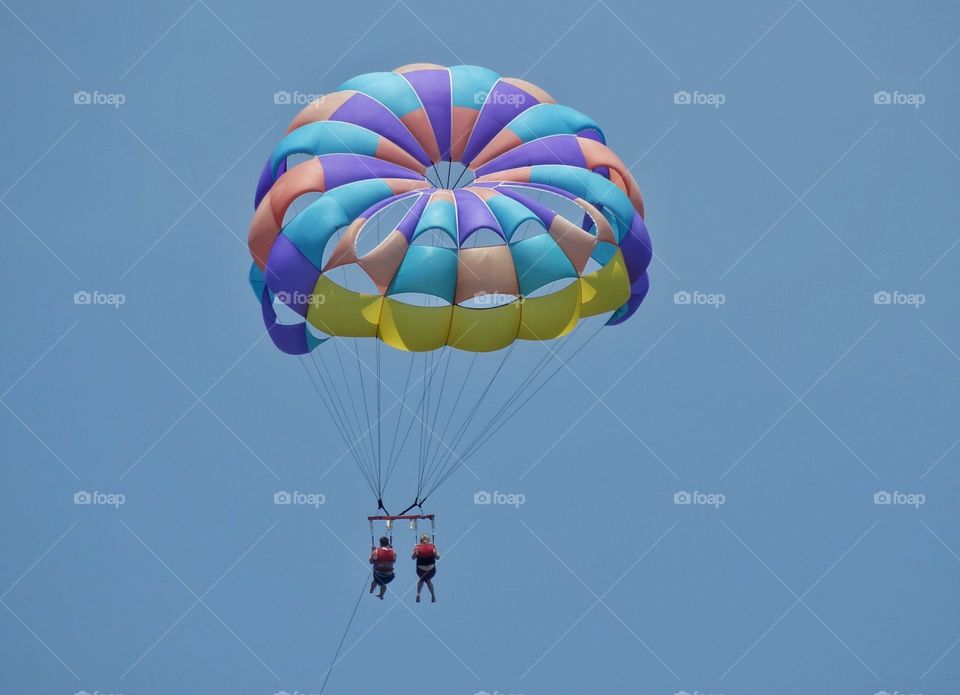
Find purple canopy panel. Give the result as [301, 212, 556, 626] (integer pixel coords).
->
[403, 69, 453, 161]
[357, 190, 422, 221]
[265, 234, 321, 318]
[454, 189, 503, 245]
[395, 194, 430, 242]
[255, 156, 287, 209]
[460, 81, 540, 165]
[606, 271, 649, 326]
[576, 128, 605, 145]
[618, 212, 653, 285]
[475, 135, 587, 176]
[333, 94, 432, 166]
[260, 286, 310, 354]
[317, 154, 421, 190]
[495, 186, 558, 228]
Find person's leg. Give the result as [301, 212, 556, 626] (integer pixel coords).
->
[370, 577, 377, 594]
[415, 577, 424, 601]
[378, 583, 386, 599]
[425, 578, 436, 602]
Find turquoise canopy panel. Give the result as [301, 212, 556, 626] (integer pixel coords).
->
[387, 245, 458, 303]
[510, 234, 578, 295]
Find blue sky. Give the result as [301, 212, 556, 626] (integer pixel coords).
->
[2, 1, 959, 694]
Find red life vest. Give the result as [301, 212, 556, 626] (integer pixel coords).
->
[415, 543, 436, 562]
[373, 547, 396, 572]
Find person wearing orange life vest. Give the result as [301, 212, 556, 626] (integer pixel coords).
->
[412, 533, 440, 603]
[369, 536, 396, 600]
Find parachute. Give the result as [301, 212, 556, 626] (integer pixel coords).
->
[248, 64, 652, 514]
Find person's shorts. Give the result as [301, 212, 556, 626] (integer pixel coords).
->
[373, 570, 395, 585]
[416, 565, 436, 580]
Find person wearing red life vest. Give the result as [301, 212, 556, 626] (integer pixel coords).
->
[412, 533, 440, 603]
[369, 536, 396, 600]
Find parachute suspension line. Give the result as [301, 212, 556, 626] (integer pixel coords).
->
[330, 338, 372, 470]
[381, 353, 417, 490]
[442, 337, 560, 468]
[420, 351, 478, 491]
[420, 345, 454, 484]
[382, 353, 425, 494]
[297, 357, 377, 498]
[304, 352, 373, 481]
[352, 337, 379, 494]
[375, 338, 383, 497]
[390, 349, 452, 500]
[310, 350, 370, 470]
[319, 569, 371, 695]
[423, 321, 607, 500]
[418, 342, 516, 503]
[450, 161, 471, 191]
[417, 349, 432, 497]
[374, 211, 385, 498]
[454, 328, 580, 463]
[460, 321, 605, 463]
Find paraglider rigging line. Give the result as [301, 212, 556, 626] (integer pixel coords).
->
[422, 320, 606, 500]
[319, 569, 371, 695]
[298, 357, 377, 497]
[418, 344, 454, 496]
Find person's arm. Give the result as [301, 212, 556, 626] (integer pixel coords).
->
[411, 546, 417, 560]
[433, 546, 440, 560]
[369, 549, 376, 564]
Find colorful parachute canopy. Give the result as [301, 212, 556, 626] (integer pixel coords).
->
[249, 64, 652, 355]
